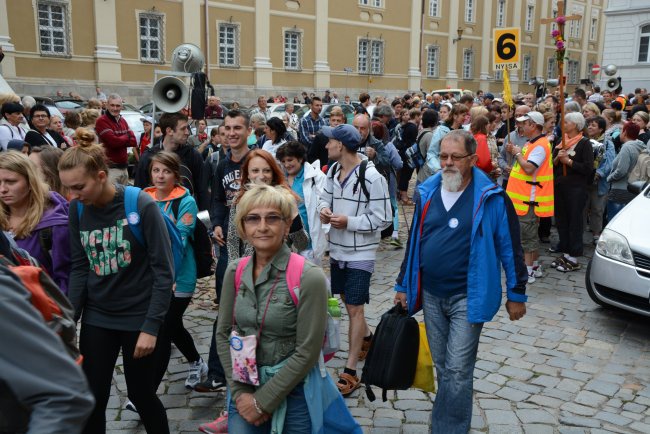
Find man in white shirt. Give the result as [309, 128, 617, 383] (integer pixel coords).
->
[0, 102, 27, 151]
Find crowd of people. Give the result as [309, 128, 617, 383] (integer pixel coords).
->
[1, 81, 649, 433]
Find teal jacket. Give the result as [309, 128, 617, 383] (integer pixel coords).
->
[145, 186, 198, 295]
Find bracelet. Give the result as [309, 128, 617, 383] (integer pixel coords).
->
[252, 397, 264, 415]
[514, 152, 522, 158]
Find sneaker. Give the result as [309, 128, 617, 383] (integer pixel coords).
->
[532, 265, 543, 278]
[390, 237, 403, 248]
[185, 358, 209, 389]
[194, 376, 227, 393]
[527, 270, 536, 284]
[198, 411, 228, 433]
[123, 400, 138, 413]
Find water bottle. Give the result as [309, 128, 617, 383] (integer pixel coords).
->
[324, 298, 341, 356]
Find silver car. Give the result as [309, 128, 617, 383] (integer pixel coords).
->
[586, 182, 650, 316]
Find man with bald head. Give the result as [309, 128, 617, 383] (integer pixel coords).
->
[498, 105, 530, 189]
[352, 114, 391, 169]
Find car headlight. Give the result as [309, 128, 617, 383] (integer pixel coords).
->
[596, 229, 634, 265]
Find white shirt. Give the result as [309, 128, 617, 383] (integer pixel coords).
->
[441, 186, 466, 211]
[0, 123, 26, 151]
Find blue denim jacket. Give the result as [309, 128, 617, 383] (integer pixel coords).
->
[595, 138, 616, 196]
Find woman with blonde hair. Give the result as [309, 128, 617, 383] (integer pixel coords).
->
[581, 102, 601, 119]
[0, 151, 70, 293]
[80, 108, 101, 133]
[58, 141, 174, 433]
[28, 145, 67, 198]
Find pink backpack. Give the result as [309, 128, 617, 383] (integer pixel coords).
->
[234, 253, 336, 362]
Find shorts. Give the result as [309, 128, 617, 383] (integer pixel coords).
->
[330, 263, 371, 306]
[519, 205, 540, 252]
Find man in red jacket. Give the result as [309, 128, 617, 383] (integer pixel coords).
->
[95, 94, 136, 184]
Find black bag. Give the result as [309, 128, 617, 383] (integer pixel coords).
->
[172, 201, 215, 279]
[361, 304, 419, 402]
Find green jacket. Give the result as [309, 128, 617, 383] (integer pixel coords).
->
[216, 244, 328, 413]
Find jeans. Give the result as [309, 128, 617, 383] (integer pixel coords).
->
[80, 324, 169, 434]
[422, 291, 483, 434]
[206, 318, 226, 380]
[607, 200, 627, 222]
[227, 384, 311, 434]
[215, 243, 228, 304]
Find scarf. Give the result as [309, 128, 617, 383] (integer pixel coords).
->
[559, 132, 583, 175]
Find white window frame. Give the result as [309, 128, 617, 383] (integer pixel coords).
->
[551, 9, 558, 33]
[429, 0, 441, 18]
[590, 17, 598, 41]
[138, 12, 164, 63]
[494, 70, 503, 81]
[359, 0, 383, 7]
[496, 0, 506, 28]
[283, 30, 302, 71]
[358, 38, 384, 75]
[462, 49, 474, 80]
[568, 60, 579, 84]
[218, 22, 240, 68]
[522, 55, 532, 82]
[36, 0, 70, 56]
[547, 57, 556, 79]
[465, 0, 475, 23]
[525, 5, 535, 32]
[426, 45, 440, 78]
[639, 24, 650, 63]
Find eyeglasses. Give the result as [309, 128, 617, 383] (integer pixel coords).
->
[242, 213, 285, 226]
[32, 114, 49, 119]
[439, 153, 472, 162]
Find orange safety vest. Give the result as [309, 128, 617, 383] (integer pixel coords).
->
[506, 136, 554, 217]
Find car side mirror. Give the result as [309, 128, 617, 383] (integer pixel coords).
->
[627, 181, 648, 195]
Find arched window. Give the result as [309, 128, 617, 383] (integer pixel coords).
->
[639, 24, 650, 63]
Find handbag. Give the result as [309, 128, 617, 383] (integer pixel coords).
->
[412, 322, 436, 392]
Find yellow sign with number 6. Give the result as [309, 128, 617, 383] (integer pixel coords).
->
[493, 28, 520, 71]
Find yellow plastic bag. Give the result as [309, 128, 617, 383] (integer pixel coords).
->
[412, 322, 435, 392]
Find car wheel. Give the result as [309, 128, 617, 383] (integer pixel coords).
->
[584, 260, 610, 308]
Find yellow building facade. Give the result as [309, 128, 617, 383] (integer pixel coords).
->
[0, 0, 607, 104]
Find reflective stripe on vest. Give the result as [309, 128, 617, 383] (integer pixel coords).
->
[506, 137, 554, 217]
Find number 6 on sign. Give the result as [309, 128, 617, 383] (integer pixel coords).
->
[493, 27, 520, 71]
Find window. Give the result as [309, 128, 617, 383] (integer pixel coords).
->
[462, 49, 473, 80]
[429, 0, 440, 17]
[426, 46, 440, 78]
[37, 1, 69, 55]
[358, 39, 384, 75]
[218, 23, 239, 67]
[547, 57, 556, 79]
[587, 62, 594, 78]
[522, 55, 532, 82]
[567, 60, 579, 84]
[496, 0, 506, 28]
[590, 17, 598, 41]
[570, 13, 582, 39]
[359, 0, 382, 7]
[639, 24, 650, 63]
[284, 31, 301, 70]
[139, 13, 163, 62]
[551, 9, 558, 33]
[494, 70, 503, 81]
[465, 0, 475, 23]
[525, 5, 535, 32]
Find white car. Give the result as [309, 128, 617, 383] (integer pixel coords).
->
[586, 181, 650, 316]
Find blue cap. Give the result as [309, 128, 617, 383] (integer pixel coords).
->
[321, 124, 361, 150]
[484, 93, 495, 100]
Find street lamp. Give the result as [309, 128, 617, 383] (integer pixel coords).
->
[452, 27, 464, 44]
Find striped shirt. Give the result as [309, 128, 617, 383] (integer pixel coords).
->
[299, 114, 327, 148]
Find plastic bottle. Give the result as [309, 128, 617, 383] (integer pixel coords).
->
[327, 297, 341, 319]
[324, 298, 341, 356]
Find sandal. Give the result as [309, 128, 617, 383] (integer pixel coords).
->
[358, 333, 373, 361]
[399, 198, 415, 206]
[557, 259, 581, 273]
[551, 255, 568, 268]
[337, 373, 361, 396]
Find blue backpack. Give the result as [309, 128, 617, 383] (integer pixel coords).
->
[76, 186, 184, 279]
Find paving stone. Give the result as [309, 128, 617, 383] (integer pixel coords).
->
[473, 379, 501, 394]
[372, 418, 401, 428]
[495, 387, 530, 402]
[516, 409, 557, 424]
[584, 379, 620, 396]
[484, 409, 520, 425]
[557, 378, 583, 394]
[403, 410, 430, 424]
[498, 365, 534, 381]
[507, 380, 542, 395]
[485, 373, 508, 386]
[399, 424, 429, 433]
[531, 375, 560, 388]
[393, 400, 431, 411]
[560, 402, 599, 417]
[527, 394, 564, 409]
[574, 390, 607, 407]
[594, 411, 633, 426]
[488, 425, 524, 434]
[523, 424, 555, 434]
[479, 399, 511, 410]
[559, 414, 601, 428]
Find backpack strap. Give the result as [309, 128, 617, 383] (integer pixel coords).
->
[234, 253, 305, 306]
[285, 253, 306, 306]
[37, 227, 53, 264]
[124, 186, 144, 245]
[170, 198, 181, 221]
[234, 256, 252, 296]
[353, 160, 370, 202]
[329, 161, 340, 180]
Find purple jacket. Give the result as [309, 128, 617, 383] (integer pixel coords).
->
[16, 192, 71, 294]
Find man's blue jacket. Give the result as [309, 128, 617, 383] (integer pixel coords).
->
[394, 167, 528, 323]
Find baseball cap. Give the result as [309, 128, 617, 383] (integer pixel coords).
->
[516, 111, 544, 126]
[321, 124, 361, 150]
[484, 93, 495, 100]
[6, 139, 27, 151]
[140, 116, 154, 124]
[1, 102, 24, 116]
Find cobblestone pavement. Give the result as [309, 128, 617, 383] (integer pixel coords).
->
[107, 204, 650, 433]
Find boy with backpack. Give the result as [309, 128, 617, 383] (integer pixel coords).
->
[318, 124, 392, 396]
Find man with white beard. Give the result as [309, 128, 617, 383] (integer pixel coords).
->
[394, 130, 528, 433]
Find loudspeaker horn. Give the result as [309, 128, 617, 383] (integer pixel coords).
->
[153, 76, 189, 113]
[606, 77, 620, 92]
[546, 79, 559, 87]
[604, 64, 618, 77]
[171, 43, 205, 74]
